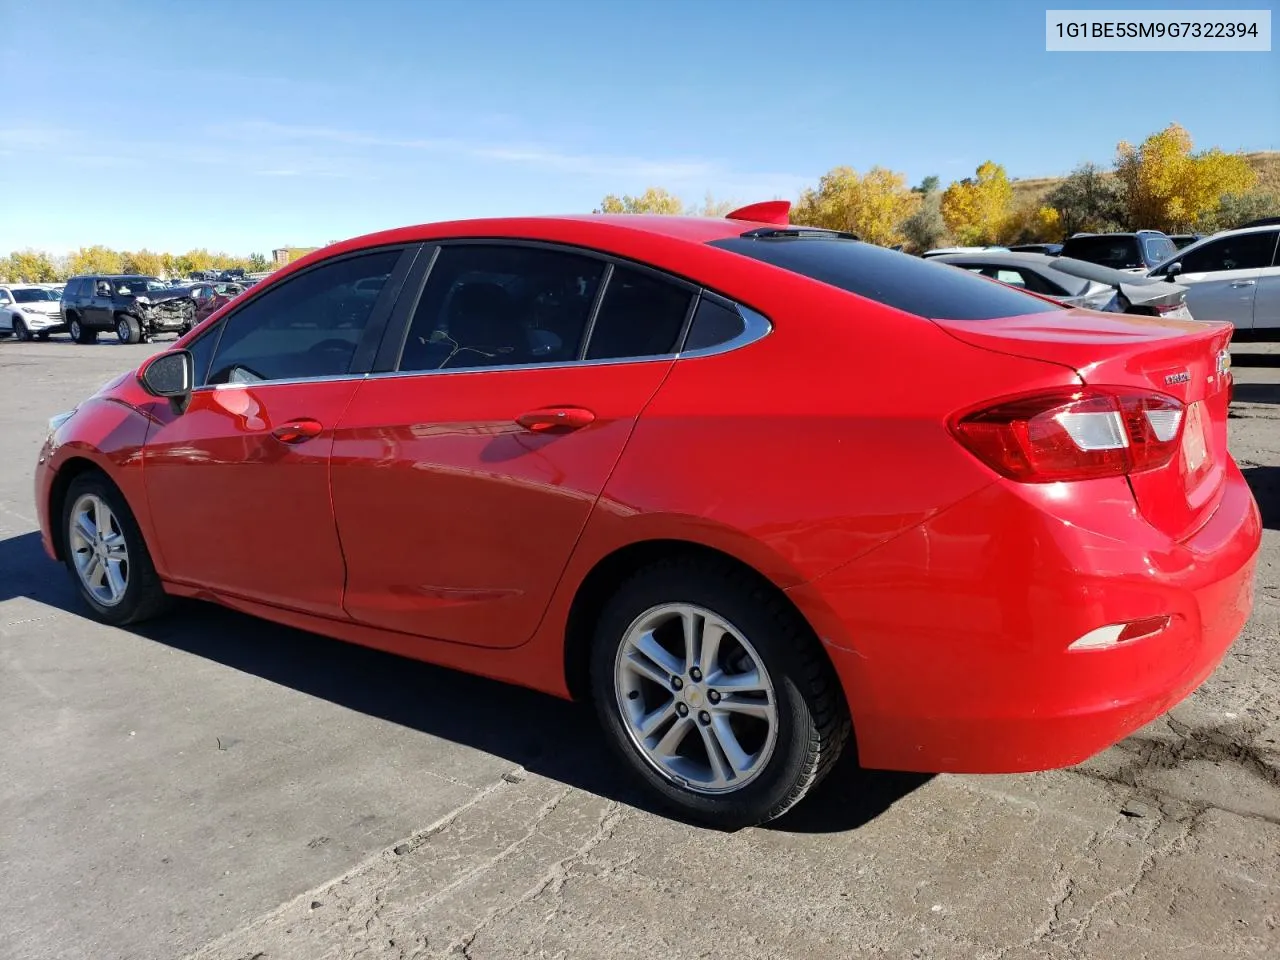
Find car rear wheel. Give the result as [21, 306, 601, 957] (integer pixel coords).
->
[14, 318, 31, 341]
[115, 314, 142, 345]
[69, 317, 97, 345]
[589, 558, 850, 829]
[62, 473, 171, 626]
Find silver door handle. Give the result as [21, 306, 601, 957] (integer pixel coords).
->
[1230, 280, 1256, 287]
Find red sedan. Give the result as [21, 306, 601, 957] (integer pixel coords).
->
[34, 203, 1261, 828]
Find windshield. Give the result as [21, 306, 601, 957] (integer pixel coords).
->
[710, 236, 1061, 321]
[112, 278, 168, 294]
[12, 288, 59, 303]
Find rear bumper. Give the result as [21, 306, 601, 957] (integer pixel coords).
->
[789, 462, 1261, 773]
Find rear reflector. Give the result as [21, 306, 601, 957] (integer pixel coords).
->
[1069, 615, 1172, 650]
[950, 388, 1185, 483]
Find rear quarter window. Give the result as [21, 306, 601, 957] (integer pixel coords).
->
[709, 237, 1061, 321]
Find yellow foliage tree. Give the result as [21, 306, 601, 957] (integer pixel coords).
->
[1115, 123, 1256, 232]
[121, 249, 166, 277]
[941, 162, 1014, 245]
[3, 249, 60, 282]
[595, 187, 684, 215]
[1001, 205, 1063, 244]
[791, 166, 917, 246]
[67, 245, 124, 276]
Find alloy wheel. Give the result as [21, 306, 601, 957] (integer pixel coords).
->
[68, 493, 130, 606]
[613, 603, 778, 794]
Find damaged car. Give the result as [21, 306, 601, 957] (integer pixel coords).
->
[60, 275, 198, 344]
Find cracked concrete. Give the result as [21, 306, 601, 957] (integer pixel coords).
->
[2, 339, 1278, 960]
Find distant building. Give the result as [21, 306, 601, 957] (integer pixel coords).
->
[271, 246, 320, 267]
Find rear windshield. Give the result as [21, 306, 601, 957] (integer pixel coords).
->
[709, 236, 1062, 321]
[1060, 235, 1143, 269]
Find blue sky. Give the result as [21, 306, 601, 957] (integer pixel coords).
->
[1, 0, 1275, 255]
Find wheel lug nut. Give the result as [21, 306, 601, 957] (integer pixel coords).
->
[689, 667, 702, 682]
[671, 676, 683, 690]
[708, 690, 720, 704]
[676, 703, 689, 717]
[698, 711, 711, 725]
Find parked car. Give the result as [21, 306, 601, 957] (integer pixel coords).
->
[1007, 243, 1063, 255]
[1059, 230, 1178, 273]
[60, 275, 198, 344]
[0, 284, 66, 340]
[1169, 234, 1203, 250]
[35, 202, 1260, 829]
[189, 281, 247, 323]
[1239, 216, 1280, 229]
[933, 252, 1194, 318]
[1147, 223, 1280, 338]
[921, 245, 1010, 258]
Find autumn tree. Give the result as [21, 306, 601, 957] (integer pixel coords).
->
[1115, 123, 1256, 232]
[791, 166, 916, 246]
[1000, 205, 1063, 244]
[121, 249, 166, 277]
[3, 250, 60, 282]
[1044, 162, 1127, 235]
[900, 176, 949, 252]
[67, 245, 123, 276]
[691, 193, 736, 218]
[248, 252, 270, 272]
[941, 162, 1013, 245]
[595, 187, 684, 215]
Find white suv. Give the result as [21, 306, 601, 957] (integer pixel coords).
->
[1148, 224, 1280, 338]
[0, 284, 66, 341]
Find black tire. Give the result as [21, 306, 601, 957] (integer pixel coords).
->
[14, 318, 31, 342]
[69, 316, 97, 345]
[60, 472, 172, 626]
[588, 558, 850, 830]
[115, 314, 142, 345]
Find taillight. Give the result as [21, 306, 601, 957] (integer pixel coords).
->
[1151, 302, 1184, 315]
[950, 388, 1184, 483]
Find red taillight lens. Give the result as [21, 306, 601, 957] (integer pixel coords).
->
[950, 388, 1184, 483]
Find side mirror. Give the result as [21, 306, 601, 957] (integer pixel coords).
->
[139, 349, 194, 413]
[1165, 261, 1182, 278]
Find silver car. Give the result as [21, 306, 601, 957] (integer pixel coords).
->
[1148, 224, 1280, 338]
[932, 252, 1194, 318]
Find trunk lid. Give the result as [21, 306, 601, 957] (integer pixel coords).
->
[936, 310, 1235, 540]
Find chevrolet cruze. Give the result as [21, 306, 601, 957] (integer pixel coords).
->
[35, 203, 1261, 828]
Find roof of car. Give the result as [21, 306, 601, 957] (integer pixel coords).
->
[931, 251, 1059, 266]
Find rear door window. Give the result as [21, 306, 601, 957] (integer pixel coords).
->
[585, 266, 692, 360]
[710, 237, 1060, 321]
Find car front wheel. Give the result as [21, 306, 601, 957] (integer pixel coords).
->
[61, 473, 171, 626]
[115, 314, 142, 344]
[589, 558, 850, 829]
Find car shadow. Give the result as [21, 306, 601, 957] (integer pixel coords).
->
[0, 529, 926, 834]
[1231, 382, 1280, 405]
[1242, 466, 1280, 531]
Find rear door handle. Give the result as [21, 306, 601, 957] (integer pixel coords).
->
[271, 419, 324, 444]
[1230, 280, 1257, 287]
[515, 406, 595, 432]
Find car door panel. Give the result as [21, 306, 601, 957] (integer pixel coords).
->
[143, 380, 361, 616]
[330, 361, 674, 648]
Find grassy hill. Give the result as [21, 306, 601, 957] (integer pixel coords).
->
[1010, 151, 1280, 208]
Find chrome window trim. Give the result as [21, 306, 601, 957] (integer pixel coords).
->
[184, 300, 772, 391]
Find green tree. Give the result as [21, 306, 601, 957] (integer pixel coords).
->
[248, 252, 270, 272]
[595, 187, 685, 215]
[1044, 162, 1127, 235]
[1115, 123, 1256, 231]
[67, 245, 123, 276]
[792, 166, 916, 246]
[689, 193, 736, 217]
[3, 250, 60, 282]
[1202, 188, 1280, 232]
[900, 176, 949, 252]
[941, 162, 1013, 245]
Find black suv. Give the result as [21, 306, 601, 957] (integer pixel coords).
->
[60, 275, 197, 344]
[1059, 230, 1178, 273]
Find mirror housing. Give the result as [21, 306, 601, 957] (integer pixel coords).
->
[1165, 261, 1182, 278]
[139, 349, 194, 413]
